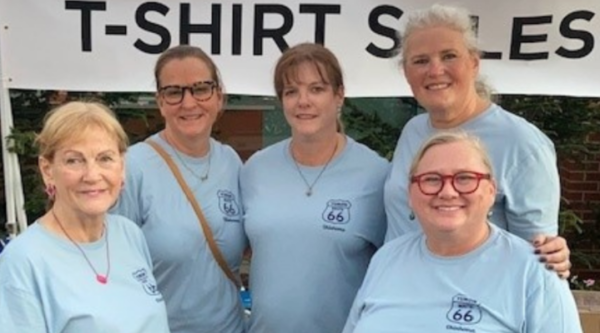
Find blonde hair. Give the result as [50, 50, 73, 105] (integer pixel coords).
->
[36, 101, 128, 160]
[399, 4, 493, 100]
[408, 131, 494, 179]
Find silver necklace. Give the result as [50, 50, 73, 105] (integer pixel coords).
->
[171, 146, 211, 182]
[164, 133, 211, 182]
[291, 139, 338, 197]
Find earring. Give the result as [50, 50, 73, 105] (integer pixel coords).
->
[409, 211, 415, 221]
[337, 105, 342, 114]
[487, 211, 493, 218]
[45, 184, 56, 199]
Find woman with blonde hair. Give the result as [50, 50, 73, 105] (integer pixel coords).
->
[384, 4, 571, 276]
[0, 101, 170, 333]
[344, 131, 581, 332]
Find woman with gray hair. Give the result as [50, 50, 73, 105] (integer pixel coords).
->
[344, 131, 582, 332]
[384, 4, 571, 277]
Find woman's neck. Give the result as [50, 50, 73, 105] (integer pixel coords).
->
[425, 222, 491, 257]
[161, 129, 210, 157]
[43, 204, 105, 243]
[430, 97, 491, 130]
[290, 132, 344, 166]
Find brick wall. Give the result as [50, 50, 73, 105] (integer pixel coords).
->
[560, 133, 600, 280]
[560, 133, 600, 223]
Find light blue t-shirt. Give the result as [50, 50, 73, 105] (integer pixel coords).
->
[241, 137, 389, 333]
[112, 133, 247, 333]
[384, 104, 559, 242]
[343, 224, 582, 333]
[0, 215, 170, 333]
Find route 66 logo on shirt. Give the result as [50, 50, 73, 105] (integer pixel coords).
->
[218, 190, 241, 217]
[446, 294, 482, 325]
[321, 199, 352, 224]
[132, 268, 161, 297]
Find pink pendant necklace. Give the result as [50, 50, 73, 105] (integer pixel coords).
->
[52, 209, 110, 284]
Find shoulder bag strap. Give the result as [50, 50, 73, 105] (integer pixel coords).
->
[145, 139, 241, 288]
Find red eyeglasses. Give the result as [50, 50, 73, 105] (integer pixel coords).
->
[410, 171, 491, 196]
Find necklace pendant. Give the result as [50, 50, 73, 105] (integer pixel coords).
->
[200, 174, 208, 182]
[291, 137, 339, 198]
[96, 275, 108, 284]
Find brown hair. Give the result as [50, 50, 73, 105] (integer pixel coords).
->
[36, 101, 128, 161]
[274, 43, 345, 131]
[274, 43, 343, 99]
[154, 45, 223, 90]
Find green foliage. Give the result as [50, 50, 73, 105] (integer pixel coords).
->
[559, 200, 600, 271]
[7, 127, 37, 156]
[6, 126, 45, 221]
[500, 95, 600, 156]
[559, 206, 584, 236]
[343, 98, 417, 159]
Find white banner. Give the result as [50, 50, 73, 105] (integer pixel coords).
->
[0, 0, 598, 97]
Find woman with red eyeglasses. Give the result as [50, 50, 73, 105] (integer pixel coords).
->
[343, 131, 582, 333]
[384, 4, 571, 278]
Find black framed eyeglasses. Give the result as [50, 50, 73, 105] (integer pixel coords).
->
[158, 81, 217, 105]
[410, 171, 491, 196]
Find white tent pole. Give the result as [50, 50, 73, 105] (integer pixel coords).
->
[12, 148, 27, 232]
[0, 83, 17, 238]
[0, 27, 27, 238]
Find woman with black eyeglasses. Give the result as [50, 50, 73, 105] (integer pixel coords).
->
[112, 45, 247, 333]
[343, 131, 582, 333]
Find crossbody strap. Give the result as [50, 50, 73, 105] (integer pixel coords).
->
[145, 139, 241, 288]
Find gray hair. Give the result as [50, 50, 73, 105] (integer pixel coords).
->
[399, 4, 493, 100]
